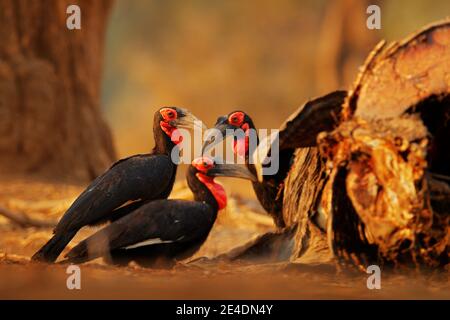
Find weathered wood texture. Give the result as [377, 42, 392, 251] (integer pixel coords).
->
[280, 91, 346, 264]
[319, 20, 450, 269]
[0, 0, 115, 181]
[282, 147, 330, 263]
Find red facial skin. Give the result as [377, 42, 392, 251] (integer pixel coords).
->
[192, 157, 227, 210]
[159, 108, 183, 144]
[228, 112, 249, 158]
[228, 112, 245, 126]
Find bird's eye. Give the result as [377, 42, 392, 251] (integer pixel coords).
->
[192, 157, 213, 171]
[166, 111, 175, 119]
[160, 108, 178, 121]
[228, 112, 244, 126]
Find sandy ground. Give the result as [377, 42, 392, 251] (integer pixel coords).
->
[0, 177, 449, 299]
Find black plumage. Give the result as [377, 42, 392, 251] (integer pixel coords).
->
[32, 107, 203, 263]
[203, 91, 347, 228]
[63, 157, 255, 268]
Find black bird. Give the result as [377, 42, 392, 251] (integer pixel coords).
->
[203, 91, 347, 228]
[63, 156, 256, 268]
[32, 107, 204, 263]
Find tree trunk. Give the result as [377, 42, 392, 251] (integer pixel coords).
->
[0, 0, 115, 181]
[320, 20, 450, 269]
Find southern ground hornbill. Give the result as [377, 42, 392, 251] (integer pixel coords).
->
[63, 156, 256, 268]
[202, 91, 347, 263]
[203, 91, 346, 228]
[32, 107, 204, 263]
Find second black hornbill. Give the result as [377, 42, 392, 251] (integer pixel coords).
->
[63, 156, 256, 267]
[32, 107, 204, 263]
[203, 91, 347, 228]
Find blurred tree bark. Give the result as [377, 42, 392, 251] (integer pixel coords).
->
[0, 0, 115, 181]
[316, 0, 381, 93]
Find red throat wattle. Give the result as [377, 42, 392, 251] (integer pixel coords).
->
[160, 121, 183, 144]
[233, 123, 250, 158]
[196, 173, 227, 210]
[233, 137, 248, 158]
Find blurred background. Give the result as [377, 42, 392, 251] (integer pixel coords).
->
[1, 0, 449, 299]
[102, 0, 450, 158]
[95, 0, 450, 197]
[1, 0, 449, 183]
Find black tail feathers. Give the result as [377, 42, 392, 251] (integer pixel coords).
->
[31, 230, 77, 263]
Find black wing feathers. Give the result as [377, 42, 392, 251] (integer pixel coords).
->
[66, 200, 214, 262]
[55, 154, 175, 233]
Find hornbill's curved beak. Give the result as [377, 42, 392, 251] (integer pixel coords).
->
[202, 116, 233, 154]
[207, 163, 257, 182]
[173, 109, 207, 132]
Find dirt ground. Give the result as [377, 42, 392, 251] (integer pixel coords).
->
[0, 177, 449, 299]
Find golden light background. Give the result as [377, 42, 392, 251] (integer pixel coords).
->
[101, 0, 449, 158]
